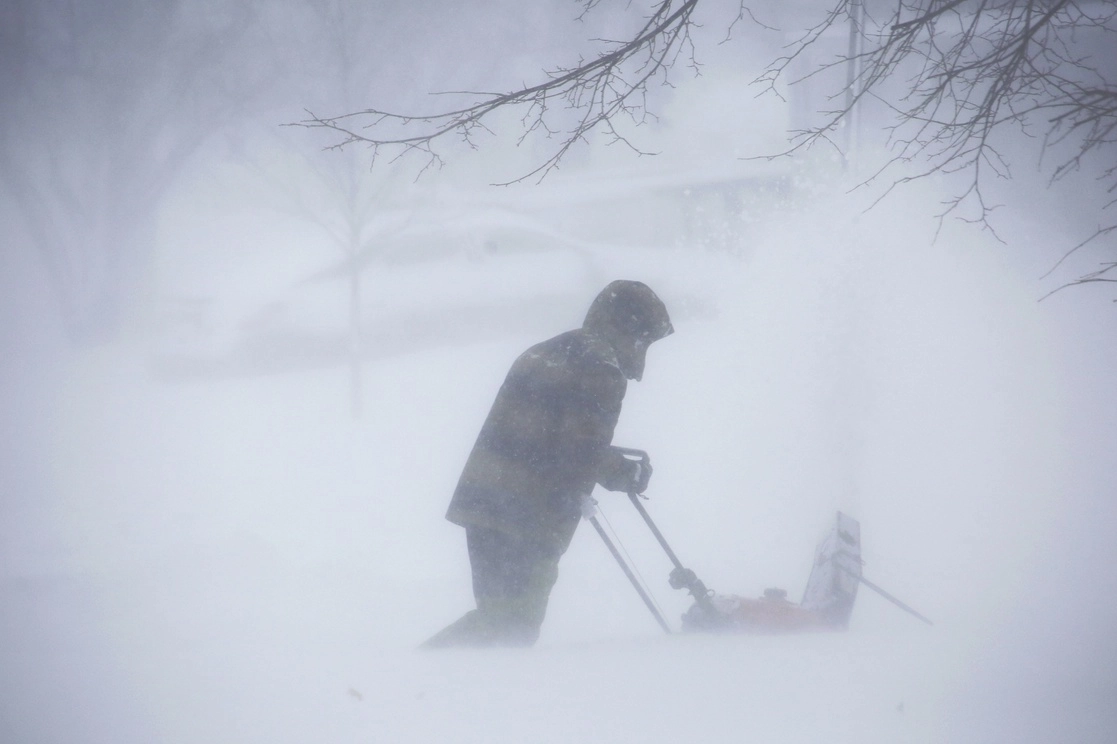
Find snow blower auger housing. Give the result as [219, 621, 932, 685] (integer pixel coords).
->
[678, 511, 863, 633]
[597, 449, 933, 634]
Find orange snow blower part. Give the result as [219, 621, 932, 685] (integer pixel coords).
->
[677, 511, 863, 633]
[596, 449, 932, 634]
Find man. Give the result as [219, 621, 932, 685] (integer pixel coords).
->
[423, 280, 674, 648]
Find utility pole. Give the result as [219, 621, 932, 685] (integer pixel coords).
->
[843, 0, 865, 168]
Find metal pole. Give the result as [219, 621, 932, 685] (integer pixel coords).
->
[626, 492, 719, 618]
[843, 0, 864, 167]
[587, 515, 672, 634]
[607, 449, 721, 619]
[627, 493, 687, 572]
[838, 564, 934, 626]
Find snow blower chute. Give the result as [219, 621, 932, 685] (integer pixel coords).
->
[591, 449, 933, 633]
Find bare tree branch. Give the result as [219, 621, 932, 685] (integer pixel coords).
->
[290, 1, 1116, 298]
[759, 0, 1117, 297]
[290, 0, 702, 185]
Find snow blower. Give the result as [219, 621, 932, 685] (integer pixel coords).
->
[591, 448, 933, 633]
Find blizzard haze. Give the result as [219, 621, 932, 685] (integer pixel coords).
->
[2, 2, 1115, 743]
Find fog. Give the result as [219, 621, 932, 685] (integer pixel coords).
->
[2, 2, 1115, 743]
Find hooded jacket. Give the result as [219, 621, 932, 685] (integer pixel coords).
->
[445, 281, 671, 539]
[446, 328, 627, 537]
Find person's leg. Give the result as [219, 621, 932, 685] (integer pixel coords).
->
[418, 608, 487, 648]
[467, 526, 548, 646]
[421, 517, 579, 648]
[472, 516, 580, 645]
[419, 526, 518, 648]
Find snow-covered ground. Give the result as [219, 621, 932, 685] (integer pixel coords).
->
[3, 168, 1115, 744]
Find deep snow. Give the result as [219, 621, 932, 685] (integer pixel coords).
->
[3, 166, 1116, 743]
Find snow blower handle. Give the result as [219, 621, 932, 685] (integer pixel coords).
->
[627, 492, 713, 606]
[612, 447, 719, 617]
[610, 449, 679, 559]
[611, 446, 653, 494]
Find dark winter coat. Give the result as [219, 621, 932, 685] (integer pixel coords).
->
[446, 328, 635, 539]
